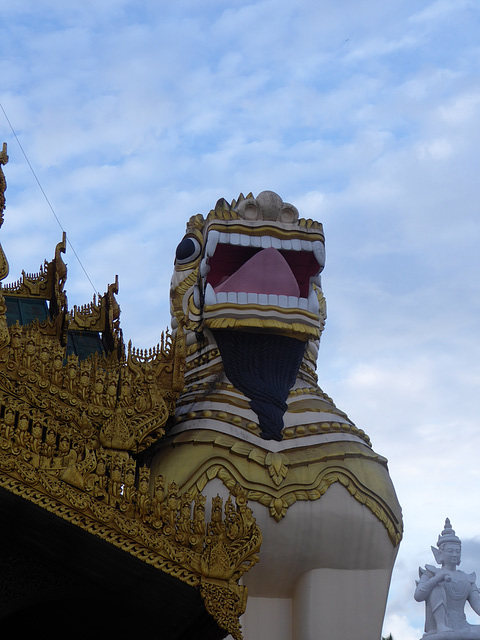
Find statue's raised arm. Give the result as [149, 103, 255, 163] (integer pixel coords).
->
[415, 519, 480, 639]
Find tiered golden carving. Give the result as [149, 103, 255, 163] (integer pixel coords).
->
[3, 232, 68, 341]
[0, 152, 261, 638]
[0, 304, 261, 638]
[69, 275, 125, 357]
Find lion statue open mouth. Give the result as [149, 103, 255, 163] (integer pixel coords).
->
[170, 190, 329, 441]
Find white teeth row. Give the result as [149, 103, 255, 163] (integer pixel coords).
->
[204, 283, 320, 314]
[204, 230, 325, 266]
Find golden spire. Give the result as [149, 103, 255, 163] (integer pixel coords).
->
[0, 142, 8, 223]
[0, 142, 9, 280]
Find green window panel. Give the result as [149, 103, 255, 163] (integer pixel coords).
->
[4, 296, 49, 327]
[67, 331, 104, 361]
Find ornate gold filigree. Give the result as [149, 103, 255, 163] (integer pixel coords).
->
[0, 453, 261, 638]
[2, 233, 68, 341]
[170, 269, 201, 332]
[69, 276, 120, 340]
[0, 292, 9, 350]
[0, 183, 261, 637]
[200, 580, 247, 640]
[265, 452, 289, 486]
[0, 313, 260, 638]
[0, 143, 8, 225]
[154, 430, 402, 545]
[0, 143, 9, 281]
[0, 318, 182, 454]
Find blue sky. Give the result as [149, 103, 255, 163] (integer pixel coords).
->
[2, 1, 480, 636]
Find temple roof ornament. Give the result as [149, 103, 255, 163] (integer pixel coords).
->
[0, 143, 9, 281]
[0, 153, 261, 639]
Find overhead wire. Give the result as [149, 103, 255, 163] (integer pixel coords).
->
[0, 101, 99, 296]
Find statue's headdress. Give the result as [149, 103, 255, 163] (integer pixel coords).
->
[437, 518, 461, 548]
[431, 518, 461, 565]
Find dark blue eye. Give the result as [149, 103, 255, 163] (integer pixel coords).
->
[175, 237, 202, 264]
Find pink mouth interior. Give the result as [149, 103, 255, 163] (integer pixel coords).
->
[214, 247, 300, 296]
[207, 245, 320, 298]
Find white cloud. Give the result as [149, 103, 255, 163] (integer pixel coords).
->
[410, 0, 474, 24]
[383, 612, 423, 640]
[418, 137, 453, 160]
[439, 91, 480, 126]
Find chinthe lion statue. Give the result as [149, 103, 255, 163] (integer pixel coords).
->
[150, 191, 402, 640]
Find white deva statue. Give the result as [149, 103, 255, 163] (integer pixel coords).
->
[415, 519, 480, 639]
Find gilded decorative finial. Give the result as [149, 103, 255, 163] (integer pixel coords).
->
[0, 142, 9, 225]
[0, 143, 9, 280]
[0, 143, 7, 163]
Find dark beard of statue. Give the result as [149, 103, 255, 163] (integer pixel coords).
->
[212, 330, 307, 441]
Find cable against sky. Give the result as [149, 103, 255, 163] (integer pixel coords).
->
[0, 102, 99, 296]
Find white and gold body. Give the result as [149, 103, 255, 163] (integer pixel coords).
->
[151, 192, 402, 640]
